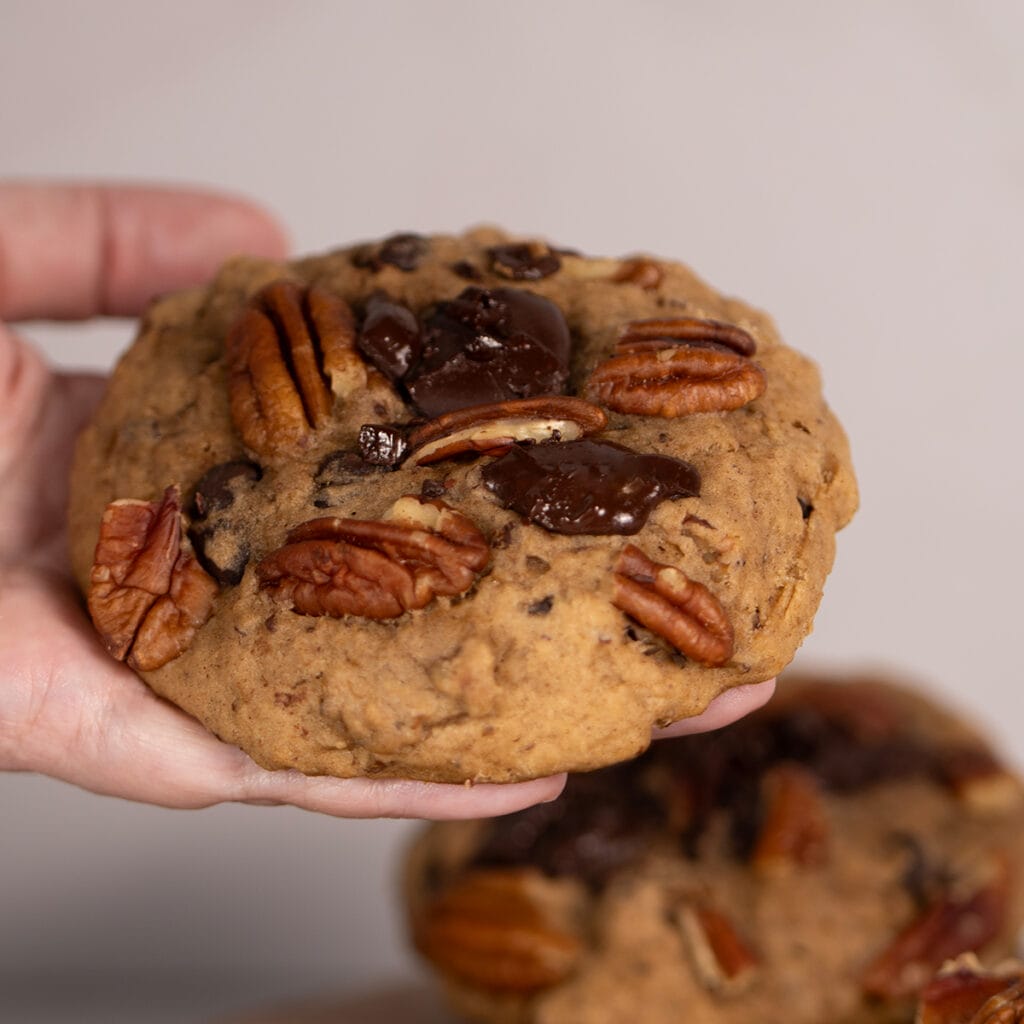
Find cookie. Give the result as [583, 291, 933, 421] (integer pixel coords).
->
[69, 229, 857, 782]
[404, 674, 1024, 1023]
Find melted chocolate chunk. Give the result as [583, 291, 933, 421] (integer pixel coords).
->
[357, 292, 421, 382]
[468, 685, 979, 883]
[190, 526, 250, 587]
[473, 767, 663, 888]
[798, 497, 814, 520]
[353, 232, 427, 272]
[192, 460, 262, 518]
[189, 460, 262, 586]
[405, 287, 571, 417]
[481, 439, 701, 535]
[527, 595, 554, 615]
[358, 423, 410, 466]
[488, 243, 561, 280]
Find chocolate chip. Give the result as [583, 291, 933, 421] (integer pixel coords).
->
[472, 766, 661, 888]
[487, 243, 561, 280]
[358, 424, 410, 466]
[481, 439, 701, 535]
[798, 497, 813, 519]
[357, 292, 422, 382]
[192, 460, 262, 518]
[316, 449, 379, 485]
[527, 595, 554, 615]
[450, 260, 482, 281]
[404, 287, 571, 417]
[420, 478, 447, 499]
[190, 524, 250, 587]
[353, 232, 427, 272]
[313, 450, 384, 507]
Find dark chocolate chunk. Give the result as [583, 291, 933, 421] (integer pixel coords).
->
[313, 449, 385, 507]
[357, 292, 421, 382]
[798, 497, 814, 520]
[527, 595, 554, 616]
[488, 243, 561, 280]
[405, 287, 571, 418]
[192, 460, 262, 518]
[190, 525, 250, 587]
[473, 766, 663, 888]
[353, 232, 427, 272]
[450, 259, 483, 281]
[358, 423, 410, 466]
[481, 439, 701, 535]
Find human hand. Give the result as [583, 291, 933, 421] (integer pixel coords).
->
[0, 182, 773, 819]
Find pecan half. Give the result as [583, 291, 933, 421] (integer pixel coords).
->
[918, 956, 1024, 1024]
[585, 332, 766, 419]
[617, 317, 758, 357]
[612, 544, 733, 666]
[405, 396, 608, 467]
[676, 902, 760, 995]
[862, 857, 1010, 1001]
[751, 763, 830, 872]
[256, 496, 489, 619]
[226, 281, 372, 458]
[610, 257, 664, 290]
[414, 869, 581, 993]
[88, 487, 218, 670]
[973, 979, 1024, 1024]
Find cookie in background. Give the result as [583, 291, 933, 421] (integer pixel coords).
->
[404, 671, 1024, 1024]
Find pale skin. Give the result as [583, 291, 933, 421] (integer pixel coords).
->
[0, 183, 775, 819]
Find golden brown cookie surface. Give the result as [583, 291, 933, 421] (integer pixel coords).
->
[404, 674, 1024, 1022]
[69, 229, 856, 782]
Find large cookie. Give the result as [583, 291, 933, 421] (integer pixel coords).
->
[69, 229, 856, 782]
[404, 674, 1024, 1023]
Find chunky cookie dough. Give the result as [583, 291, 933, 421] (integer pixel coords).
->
[69, 229, 857, 782]
[405, 674, 1024, 1023]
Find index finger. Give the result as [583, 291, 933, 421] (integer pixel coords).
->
[0, 182, 289, 322]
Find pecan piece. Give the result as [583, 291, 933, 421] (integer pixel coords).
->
[938, 748, 1024, 814]
[585, 329, 766, 418]
[617, 317, 757, 357]
[612, 544, 733, 666]
[676, 902, 760, 996]
[88, 487, 218, 670]
[405, 396, 608, 467]
[256, 496, 489, 619]
[226, 281, 372, 458]
[973, 979, 1024, 1024]
[862, 857, 1010, 1001]
[918, 956, 1024, 1024]
[414, 869, 581, 993]
[751, 763, 830, 872]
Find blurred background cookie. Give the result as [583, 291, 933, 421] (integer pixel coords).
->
[405, 673, 1024, 1023]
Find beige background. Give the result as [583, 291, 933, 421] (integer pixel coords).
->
[2, 1, 1022, 1021]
